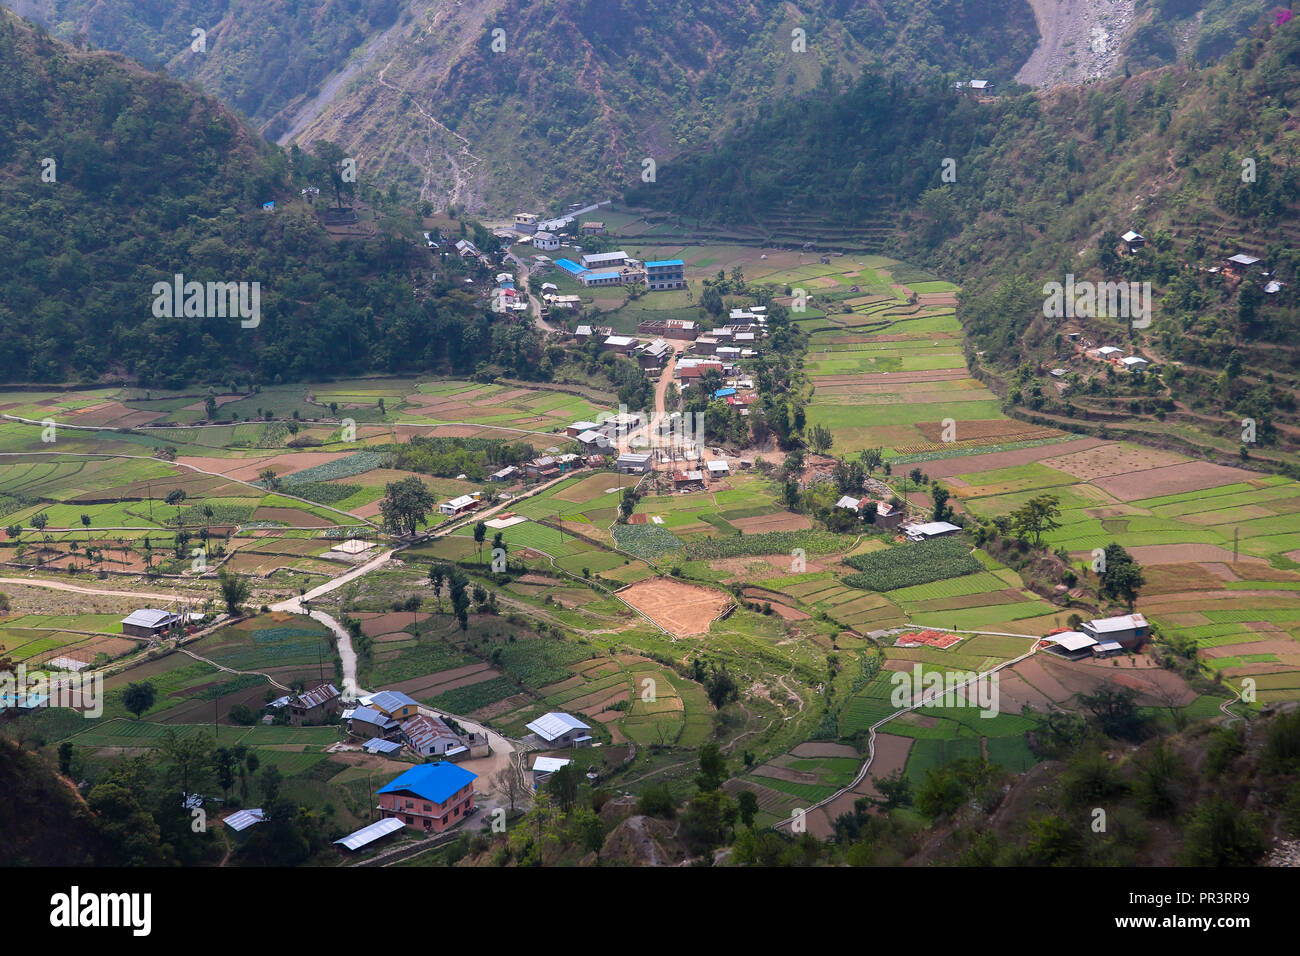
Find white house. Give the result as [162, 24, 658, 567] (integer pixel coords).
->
[525, 712, 593, 747]
[532, 756, 572, 789]
[904, 521, 961, 542]
[1120, 356, 1149, 370]
[439, 494, 481, 517]
[533, 231, 560, 252]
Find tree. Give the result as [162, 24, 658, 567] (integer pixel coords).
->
[122, 681, 157, 719]
[704, 665, 739, 710]
[165, 489, 187, 525]
[1079, 684, 1147, 741]
[218, 569, 251, 614]
[428, 563, 446, 611]
[473, 521, 487, 565]
[213, 747, 237, 800]
[871, 768, 913, 810]
[859, 447, 883, 474]
[548, 762, 580, 812]
[807, 423, 833, 454]
[258, 468, 280, 491]
[260, 764, 284, 805]
[737, 790, 759, 828]
[80, 513, 91, 543]
[1099, 543, 1145, 610]
[58, 741, 75, 776]
[915, 766, 966, 820]
[379, 476, 435, 536]
[31, 512, 47, 531]
[1009, 494, 1061, 545]
[1180, 798, 1266, 866]
[931, 484, 953, 522]
[158, 728, 213, 798]
[695, 742, 727, 792]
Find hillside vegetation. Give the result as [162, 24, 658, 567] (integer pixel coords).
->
[629, 16, 1300, 471]
[0, 9, 538, 385]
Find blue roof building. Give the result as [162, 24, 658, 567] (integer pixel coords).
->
[555, 258, 587, 277]
[378, 763, 477, 805]
[714, 387, 737, 398]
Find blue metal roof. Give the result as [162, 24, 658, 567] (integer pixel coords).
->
[369, 690, 419, 713]
[555, 258, 586, 275]
[378, 763, 477, 804]
[583, 270, 621, 280]
[714, 388, 737, 398]
[645, 259, 684, 268]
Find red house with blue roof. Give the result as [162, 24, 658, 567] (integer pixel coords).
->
[377, 762, 478, 833]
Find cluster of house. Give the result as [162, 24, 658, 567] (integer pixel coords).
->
[669, 458, 733, 489]
[834, 494, 906, 529]
[550, 250, 687, 291]
[1089, 343, 1150, 371]
[1122, 233, 1286, 293]
[492, 271, 530, 316]
[1041, 614, 1149, 659]
[344, 690, 490, 762]
[566, 414, 644, 454]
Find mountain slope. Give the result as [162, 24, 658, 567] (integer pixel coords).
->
[5, 0, 1040, 211]
[627, 15, 1300, 471]
[0, 8, 512, 385]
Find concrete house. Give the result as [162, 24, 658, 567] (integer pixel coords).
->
[439, 493, 482, 517]
[1082, 613, 1149, 649]
[525, 712, 593, 747]
[617, 452, 654, 475]
[377, 763, 477, 833]
[532, 756, 572, 789]
[401, 714, 462, 757]
[369, 690, 422, 722]
[121, 609, 181, 639]
[287, 682, 341, 726]
[349, 705, 399, 739]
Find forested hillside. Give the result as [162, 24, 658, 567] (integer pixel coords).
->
[630, 15, 1300, 470]
[0, 9, 531, 386]
[3, 0, 402, 137]
[5, 0, 1039, 210]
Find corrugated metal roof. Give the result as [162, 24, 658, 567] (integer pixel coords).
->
[401, 714, 459, 753]
[363, 738, 401, 754]
[1086, 614, 1147, 633]
[377, 763, 477, 804]
[526, 712, 591, 741]
[121, 609, 178, 628]
[224, 808, 265, 832]
[532, 757, 572, 773]
[294, 683, 339, 710]
[369, 690, 419, 714]
[334, 816, 406, 851]
[1047, 631, 1097, 651]
[350, 706, 397, 729]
